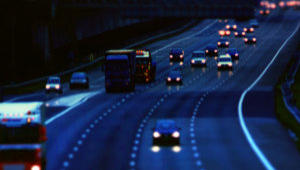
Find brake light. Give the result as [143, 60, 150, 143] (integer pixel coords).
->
[27, 110, 31, 115]
[219, 30, 225, 36]
[226, 25, 230, 29]
[218, 42, 221, 45]
[226, 30, 230, 35]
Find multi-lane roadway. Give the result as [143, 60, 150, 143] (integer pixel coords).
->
[3, 8, 300, 170]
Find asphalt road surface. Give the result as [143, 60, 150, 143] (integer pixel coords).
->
[3, 8, 300, 170]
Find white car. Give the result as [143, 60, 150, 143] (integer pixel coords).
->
[45, 76, 62, 94]
[217, 54, 233, 70]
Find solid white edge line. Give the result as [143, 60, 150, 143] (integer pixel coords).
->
[238, 23, 300, 170]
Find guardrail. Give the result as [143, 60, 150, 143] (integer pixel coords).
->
[3, 20, 197, 90]
[281, 54, 300, 123]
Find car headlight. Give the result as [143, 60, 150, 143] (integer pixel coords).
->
[226, 30, 230, 35]
[167, 77, 171, 82]
[235, 53, 238, 56]
[172, 131, 180, 138]
[202, 60, 206, 63]
[253, 38, 256, 41]
[228, 63, 232, 67]
[46, 85, 50, 89]
[233, 25, 237, 29]
[176, 77, 181, 82]
[217, 63, 221, 67]
[205, 50, 209, 53]
[235, 32, 238, 36]
[153, 131, 160, 138]
[55, 84, 60, 89]
[180, 54, 183, 58]
[191, 59, 195, 64]
[214, 49, 218, 53]
[169, 55, 173, 59]
[217, 42, 221, 45]
[242, 32, 245, 35]
[250, 28, 254, 32]
[226, 25, 230, 29]
[244, 28, 247, 32]
[244, 38, 248, 42]
[225, 42, 229, 45]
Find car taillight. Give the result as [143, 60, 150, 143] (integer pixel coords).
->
[27, 110, 31, 115]
[242, 32, 245, 35]
[226, 30, 230, 35]
[176, 77, 181, 82]
[244, 28, 247, 32]
[202, 60, 206, 63]
[233, 25, 237, 29]
[180, 54, 183, 58]
[226, 25, 230, 29]
[31, 165, 41, 170]
[167, 77, 171, 82]
[250, 28, 254, 32]
[39, 126, 47, 142]
[218, 42, 221, 45]
[253, 38, 256, 41]
[260, 10, 263, 14]
[219, 30, 225, 36]
[46, 85, 50, 89]
[225, 42, 229, 45]
[217, 63, 221, 67]
[235, 53, 238, 56]
[244, 38, 248, 42]
[235, 32, 238, 36]
[169, 55, 173, 59]
[214, 49, 218, 53]
[228, 63, 232, 67]
[205, 50, 209, 53]
[191, 60, 195, 64]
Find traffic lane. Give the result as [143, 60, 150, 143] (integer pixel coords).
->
[53, 93, 162, 170]
[2, 20, 213, 103]
[46, 92, 128, 170]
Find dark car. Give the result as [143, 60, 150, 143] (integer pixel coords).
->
[190, 51, 207, 67]
[217, 38, 230, 48]
[70, 72, 89, 89]
[259, 8, 270, 15]
[169, 48, 184, 62]
[243, 25, 255, 33]
[225, 22, 238, 31]
[152, 120, 180, 145]
[234, 28, 246, 37]
[166, 70, 183, 85]
[244, 34, 257, 44]
[45, 76, 63, 94]
[226, 48, 239, 60]
[205, 44, 218, 56]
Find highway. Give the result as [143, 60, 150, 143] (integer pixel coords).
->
[3, 8, 300, 170]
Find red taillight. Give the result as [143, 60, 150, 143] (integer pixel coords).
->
[39, 126, 47, 142]
[27, 110, 31, 115]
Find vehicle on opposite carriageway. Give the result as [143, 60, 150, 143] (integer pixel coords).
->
[190, 51, 207, 67]
[45, 76, 63, 94]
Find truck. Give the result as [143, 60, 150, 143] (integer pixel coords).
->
[105, 49, 136, 92]
[0, 102, 47, 170]
[0, 143, 46, 170]
[135, 50, 156, 82]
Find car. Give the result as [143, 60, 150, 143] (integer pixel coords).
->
[45, 76, 62, 94]
[0, 102, 47, 143]
[217, 38, 230, 48]
[217, 55, 233, 70]
[225, 22, 238, 31]
[70, 72, 89, 89]
[218, 29, 231, 36]
[152, 120, 180, 145]
[169, 48, 184, 62]
[205, 44, 218, 57]
[244, 34, 257, 44]
[234, 28, 246, 37]
[190, 51, 207, 67]
[166, 70, 183, 85]
[250, 19, 259, 28]
[243, 25, 255, 33]
[259, 8, 270, 15]
[226, 48, 239, 60]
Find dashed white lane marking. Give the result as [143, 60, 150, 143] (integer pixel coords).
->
[237, 23, 300, 170]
